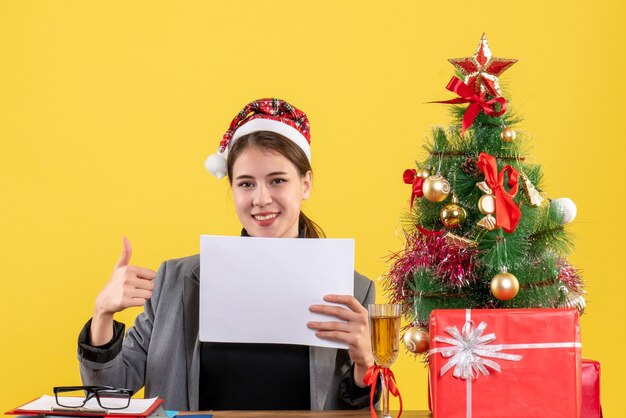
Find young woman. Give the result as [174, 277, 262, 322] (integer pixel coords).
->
[77, 98, 378, 411]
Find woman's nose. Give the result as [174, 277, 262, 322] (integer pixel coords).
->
[253, 184, 272, 207]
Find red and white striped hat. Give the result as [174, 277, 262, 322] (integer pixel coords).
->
[205, 98, 311, 178]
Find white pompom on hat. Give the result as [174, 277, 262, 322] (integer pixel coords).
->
[205, 98, 311, 179]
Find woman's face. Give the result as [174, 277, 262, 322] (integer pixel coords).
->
[231, 146, 312, 238]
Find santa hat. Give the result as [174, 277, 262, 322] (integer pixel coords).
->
[205, 98, 311, 178]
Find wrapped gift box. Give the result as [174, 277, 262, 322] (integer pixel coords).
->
[429, 309, 581, 418]
[581, 359, 602, 418]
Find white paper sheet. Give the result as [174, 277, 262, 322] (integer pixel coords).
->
[16, 395, 159, 414]
[199, 235, 355, 349]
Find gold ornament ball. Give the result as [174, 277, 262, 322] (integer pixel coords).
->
[568, 293, 586, 315]
[403, 326, 430, 354]
[422, 175, 450, 202]
[440, 201, 467, 229]
[500, 127, 517, 142]
[416, 168, 431, 179]
[478, 194, 496, 215]
[490, 272, 520, 301]
[558, 287, 586, 316]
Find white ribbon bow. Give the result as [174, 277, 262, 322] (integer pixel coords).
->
[433, 320, 522, 380]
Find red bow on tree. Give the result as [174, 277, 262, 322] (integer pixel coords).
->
[477, 152, 521, 233]
[363, 365, 403, 418]
[432, 77, 508, 136]
[403, 169, 424, 209]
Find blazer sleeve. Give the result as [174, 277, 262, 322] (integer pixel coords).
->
[337, 272, 381, 409]
[76, 261, 169, 393]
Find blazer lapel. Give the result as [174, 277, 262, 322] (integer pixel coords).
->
[309, 346, 337, 410]
[183, 264, 201, 410]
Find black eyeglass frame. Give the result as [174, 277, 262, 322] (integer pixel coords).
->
[53, 386, 134, 410]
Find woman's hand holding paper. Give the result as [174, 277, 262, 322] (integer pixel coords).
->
[308, 294, 375, 388]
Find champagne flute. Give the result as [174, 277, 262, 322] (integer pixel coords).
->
[368, 304, 401, 418]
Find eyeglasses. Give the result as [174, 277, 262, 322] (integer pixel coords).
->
[53, 386, 133, 410]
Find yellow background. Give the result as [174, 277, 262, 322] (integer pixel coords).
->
[1, 1, 625, 416]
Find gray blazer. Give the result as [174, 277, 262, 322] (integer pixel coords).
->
[78, 255, 376, 411]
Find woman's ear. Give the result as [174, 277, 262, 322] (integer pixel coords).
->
[302, 170, 312, 200]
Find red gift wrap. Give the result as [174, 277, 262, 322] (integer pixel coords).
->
[429, 309, 581, 418]
[581, 359, 602, 418]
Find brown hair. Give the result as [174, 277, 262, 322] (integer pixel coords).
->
[226, 131, 325, 238]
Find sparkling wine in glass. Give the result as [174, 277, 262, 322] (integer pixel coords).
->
[368, 304, 401, 418]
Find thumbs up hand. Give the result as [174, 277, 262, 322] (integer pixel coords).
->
[95, 237, 157, 315]
[90, 237, 156, 346]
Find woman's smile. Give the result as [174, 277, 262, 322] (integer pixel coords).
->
[252, 212, 280, 226]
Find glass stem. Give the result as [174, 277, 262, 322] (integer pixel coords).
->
[380, 370, 391, 418]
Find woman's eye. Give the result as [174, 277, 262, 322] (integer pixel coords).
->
[237, 182, 254, 188]
[272, 178, 287, 184]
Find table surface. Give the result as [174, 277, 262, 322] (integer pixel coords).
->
[180, 411, 431, 417]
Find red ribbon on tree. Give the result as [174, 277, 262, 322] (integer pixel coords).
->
[416, 225, 446, 236]
[403, 169, 424, 209]
[363, 365, 403, 418]
[432, 77, 508, 136]
[477, 152, 521, 233]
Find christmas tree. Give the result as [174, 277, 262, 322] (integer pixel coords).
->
[385, 34, 585, 355]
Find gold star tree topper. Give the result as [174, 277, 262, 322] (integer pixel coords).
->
[449, 34, 517, 97]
